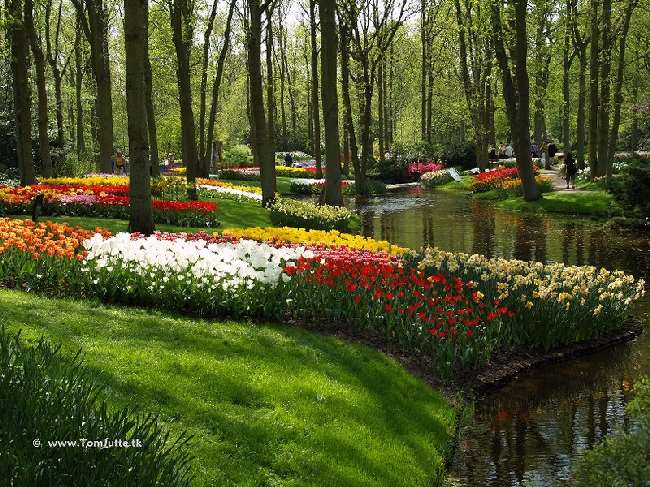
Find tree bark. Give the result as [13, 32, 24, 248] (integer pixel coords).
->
[169, 0, 198, 198]
[420, 0, 427, 141]
[265, 8, 276, 153]
[124, 0, 154, 234]
[607, 0, 637, 169]
[25, 0, 53, 177]
[588, 0, 600, 177]
[7, 0, 36, 185]
[491, 0, 539, 201]
[309, 0, 322, 178]
[206, 0, 236, 174]
[198, 0, 219, 177]
[340, 21, 359, 185]
[74, 11, 86, 156]
[562, 9, 573, 153]
[596, 0, 612, 177]
[576, 47, 587, 169]
[45, 0, 65, 149]
[318, 0, 342, 206]
[247, 0, 276, 204]
[143, 8, 159, 176]
[72, 0, 114, 173]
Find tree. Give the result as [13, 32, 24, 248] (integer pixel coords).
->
[144, 17, 159, 176]
[531, 0, 553, 148]
[6, 0, 36, 185]
[569, 0, 589, 169]
[338, 0, 408, 196]
[124, 0, 154, 234]
[71, 0, 114, 173]
[588, 0, 599, 176]
[204, 0, 236, 175]
[74, 10, 86, 156]
[24, 0, 53, 177]
[318, 0, 341, 205]
[247, 0, 276, 204]
[491, 0, 540, 201]
[309, 0, 322, 178]
[454, 0, 493, 171]
[45, 0, 67, 149]
[168, 0, 199, 198]
[339, 16, 360, 182]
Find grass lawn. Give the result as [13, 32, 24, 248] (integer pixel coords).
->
[496, 190, 622, 217]
[436, 175, 473, 193]
[0, 289, 455, 486]
[10, 196, 273, 234]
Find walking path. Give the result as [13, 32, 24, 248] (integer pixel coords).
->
[540, 168, 590, 193]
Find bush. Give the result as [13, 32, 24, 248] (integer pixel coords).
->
[269, 198, 355, 231]
[0, 326, 193, 486]
[441, 143, 477, 170]
[223, 144, 252, 166]
[608, 163, 650, 217]
[574, 377, 650, 487]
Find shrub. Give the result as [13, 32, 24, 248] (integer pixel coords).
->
[574, 377, 650, 487]
[269, 198, 354, 231]
[608, 163, 650, 217]
[223, 144, 252, 166]
[441, 143, 476, 170]
[0, 326, 193, 486]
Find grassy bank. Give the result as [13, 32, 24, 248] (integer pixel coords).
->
[220, 176, 295, 195]
[496, 190, 622, 217]
[0, 289, 455, 486]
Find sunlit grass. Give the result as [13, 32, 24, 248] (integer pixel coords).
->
[0, 289, 455, 486]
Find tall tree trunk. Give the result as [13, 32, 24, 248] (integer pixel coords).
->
[340, 23, 359, 185]
[588, 0, 600, 177]
[357, 65, 373, 196]
[144, 8, 159, 176]
[169, 0, 198, 198]
[72, 0, 114, 173]
[309, 0, 322, 178]
[607, 0, 636, 168]
[248, 0, 275, 204]
[197, 0, 218, 177]
[265, 9, 276, 154]
[420, 0, 427, 141]
[562, 11, 572, 152]
[318, 0, 342, 206]
[206, 0, 236, 173]
[25, 0, 53, 177]
[576, 47, 587, 169]
[278, 30, 287, 141]
[124, 0, 153, 234]
[596, 0, 612, 177]
[7, 0, 35, 185]
[492, 0, 539, 201]
[45, 0, 65, 149]
[74, 11, 86, 156]
[377, 56, 385, 161]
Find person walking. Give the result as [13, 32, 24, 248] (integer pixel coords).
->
[565, 151, 577, 189]
[547, 140, 557, 168]
[115, 151, 127, 175]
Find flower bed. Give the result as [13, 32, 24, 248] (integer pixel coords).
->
[219, 165, 315, 181]
[0, 217, 643, 377]
[289, 179, 355, 195]
[0, 184, 220, 228]
[471, 166, 545, 194]
[408, 162, 443, 178]
[197, 178, 262, 202]
[221, 227, 407, 255]
[268, 198, 355, 231]
[421, 170, 453, 188]
[417, 248, 645, 350]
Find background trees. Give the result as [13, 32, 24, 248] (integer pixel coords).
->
[1, 0, 649, 195]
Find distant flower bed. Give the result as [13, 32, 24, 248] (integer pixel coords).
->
[197, 178, 262, 202]
[407, 162, 443, 177]
[289, 179, 353, 195]
[472, 166, 541, 193]
[219, 165, 316, 181]
[421, 170, 453, 188]
[269, 198, 354, 231]
[0, 217, 643, 377]
[0, 184, 220, 228]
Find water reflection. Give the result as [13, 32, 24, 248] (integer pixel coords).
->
[352, 191, 650, 486]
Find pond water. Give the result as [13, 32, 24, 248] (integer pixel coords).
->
[352, 188, 650, 486]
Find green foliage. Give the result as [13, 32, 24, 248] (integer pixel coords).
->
[607, 159, 650, 217]
[0, 290, 455, 486]
[0, 326, 193, 487]
[57, 153, 96, 178]
[497, 190, 622, 217]
[574, 377, 650, 487]
[222, 144, 252, 166]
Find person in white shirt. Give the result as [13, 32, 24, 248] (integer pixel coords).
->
[505, 143, 514, 158]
